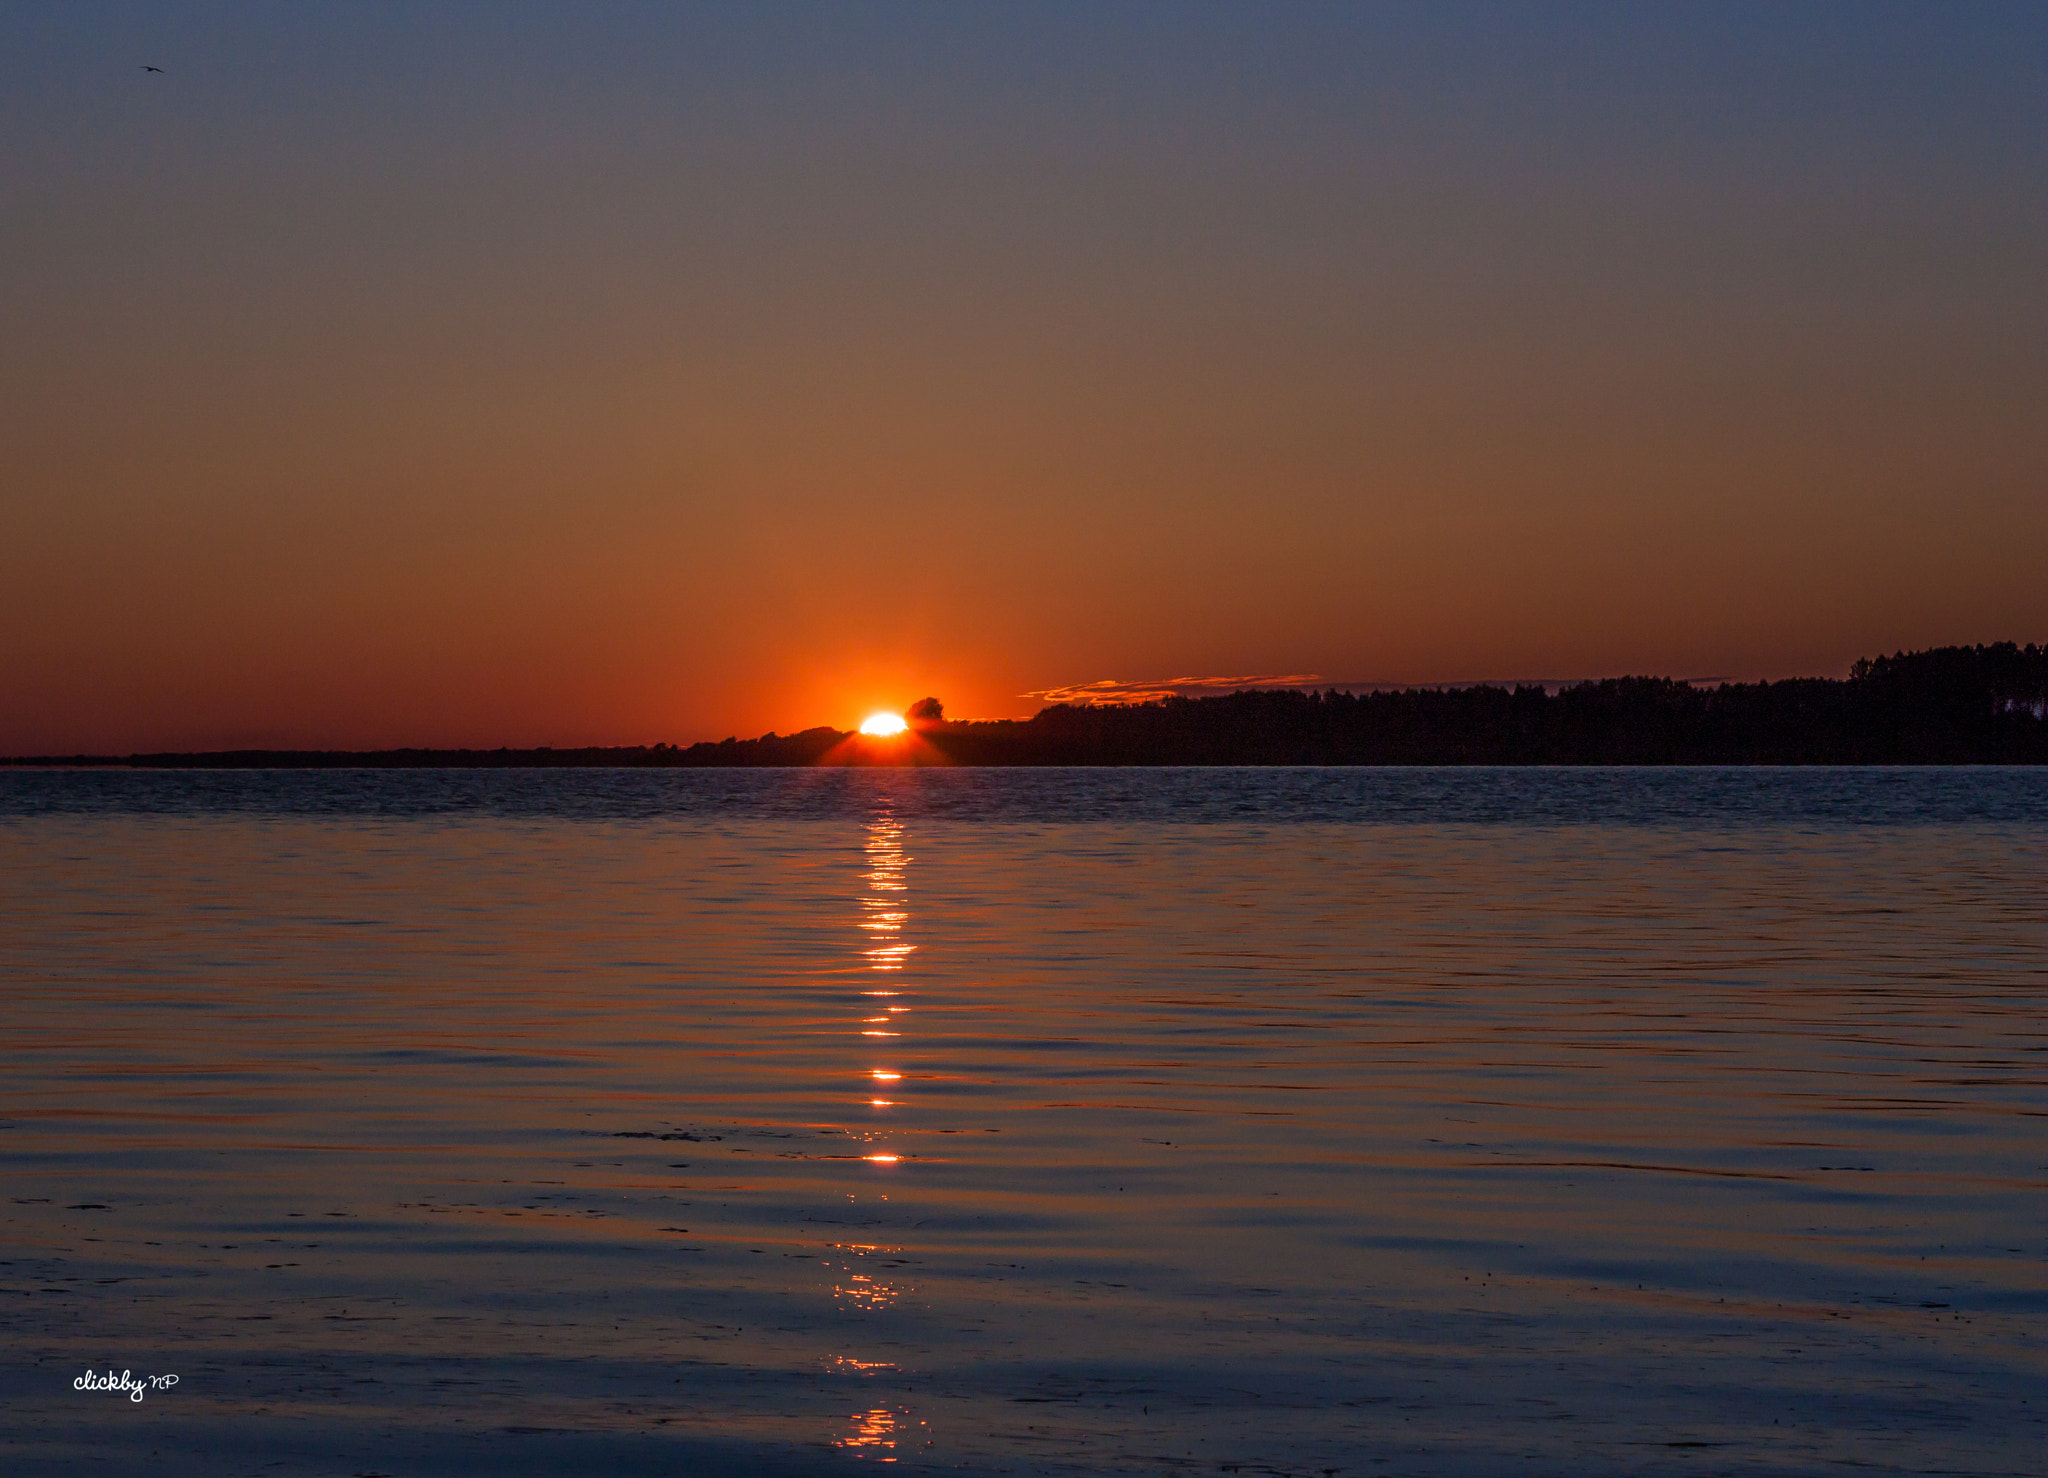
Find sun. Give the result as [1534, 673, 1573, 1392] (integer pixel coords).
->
[859, 712, 908, 737]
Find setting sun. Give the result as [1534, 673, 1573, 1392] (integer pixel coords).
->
[859, 713, 907, 736]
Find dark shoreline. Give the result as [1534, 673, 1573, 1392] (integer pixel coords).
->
[9, 644, 2046, 769]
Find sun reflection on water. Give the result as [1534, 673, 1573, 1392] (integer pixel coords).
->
[860, 819, 913, 973]
[837, 1405, 901, 1459]
[826, 1242, 908, 1312]
[858, 815, 912, 1158]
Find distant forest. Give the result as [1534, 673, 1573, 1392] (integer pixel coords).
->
[12, 644, 2048, 768]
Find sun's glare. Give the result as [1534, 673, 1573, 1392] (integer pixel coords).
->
[859, 712, 908, 736]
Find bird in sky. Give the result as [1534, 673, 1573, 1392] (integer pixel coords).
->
[141, 65, 163, 73]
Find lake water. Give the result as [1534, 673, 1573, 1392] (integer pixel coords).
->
[2, 767, 2044, 1476]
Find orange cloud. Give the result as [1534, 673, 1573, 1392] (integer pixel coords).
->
[1022, 674, 1328, 706]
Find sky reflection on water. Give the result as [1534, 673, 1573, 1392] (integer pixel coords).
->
[1, 769, 2044, 1474]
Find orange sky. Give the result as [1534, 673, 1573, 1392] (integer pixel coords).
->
[4, 6, 2044, 751]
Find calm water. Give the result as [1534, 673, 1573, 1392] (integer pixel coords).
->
[2, 768, 2044, 1476]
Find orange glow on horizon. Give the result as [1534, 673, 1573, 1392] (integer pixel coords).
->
[6, 8, 2040, 760]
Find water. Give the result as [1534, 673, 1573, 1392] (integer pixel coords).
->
[2, 767, 2044, 1475]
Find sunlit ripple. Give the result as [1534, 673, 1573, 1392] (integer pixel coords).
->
[858, 813, 911, 1177]
[836, 1404, 902, 1458]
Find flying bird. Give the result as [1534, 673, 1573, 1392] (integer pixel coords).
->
[142, 65, 163, 73]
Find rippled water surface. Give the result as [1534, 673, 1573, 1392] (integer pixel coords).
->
[3, 768, 2044, 1475]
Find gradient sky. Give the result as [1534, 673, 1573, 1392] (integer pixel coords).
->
[5, 2, 2044, 750]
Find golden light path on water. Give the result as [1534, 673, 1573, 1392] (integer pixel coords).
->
[837, 809, 915, 1458]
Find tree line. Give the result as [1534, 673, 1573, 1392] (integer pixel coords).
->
[10, 643, 2046, 768]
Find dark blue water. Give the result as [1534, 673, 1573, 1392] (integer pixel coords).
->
[2, 768, 2043, 1475]
[5, 763, 2045, 826]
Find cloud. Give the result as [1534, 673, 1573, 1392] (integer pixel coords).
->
[1021, 672, 1741, 707]
[1021, 674, 1327, 706]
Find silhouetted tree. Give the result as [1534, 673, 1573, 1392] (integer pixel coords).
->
[11, 645, 2045, 769]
